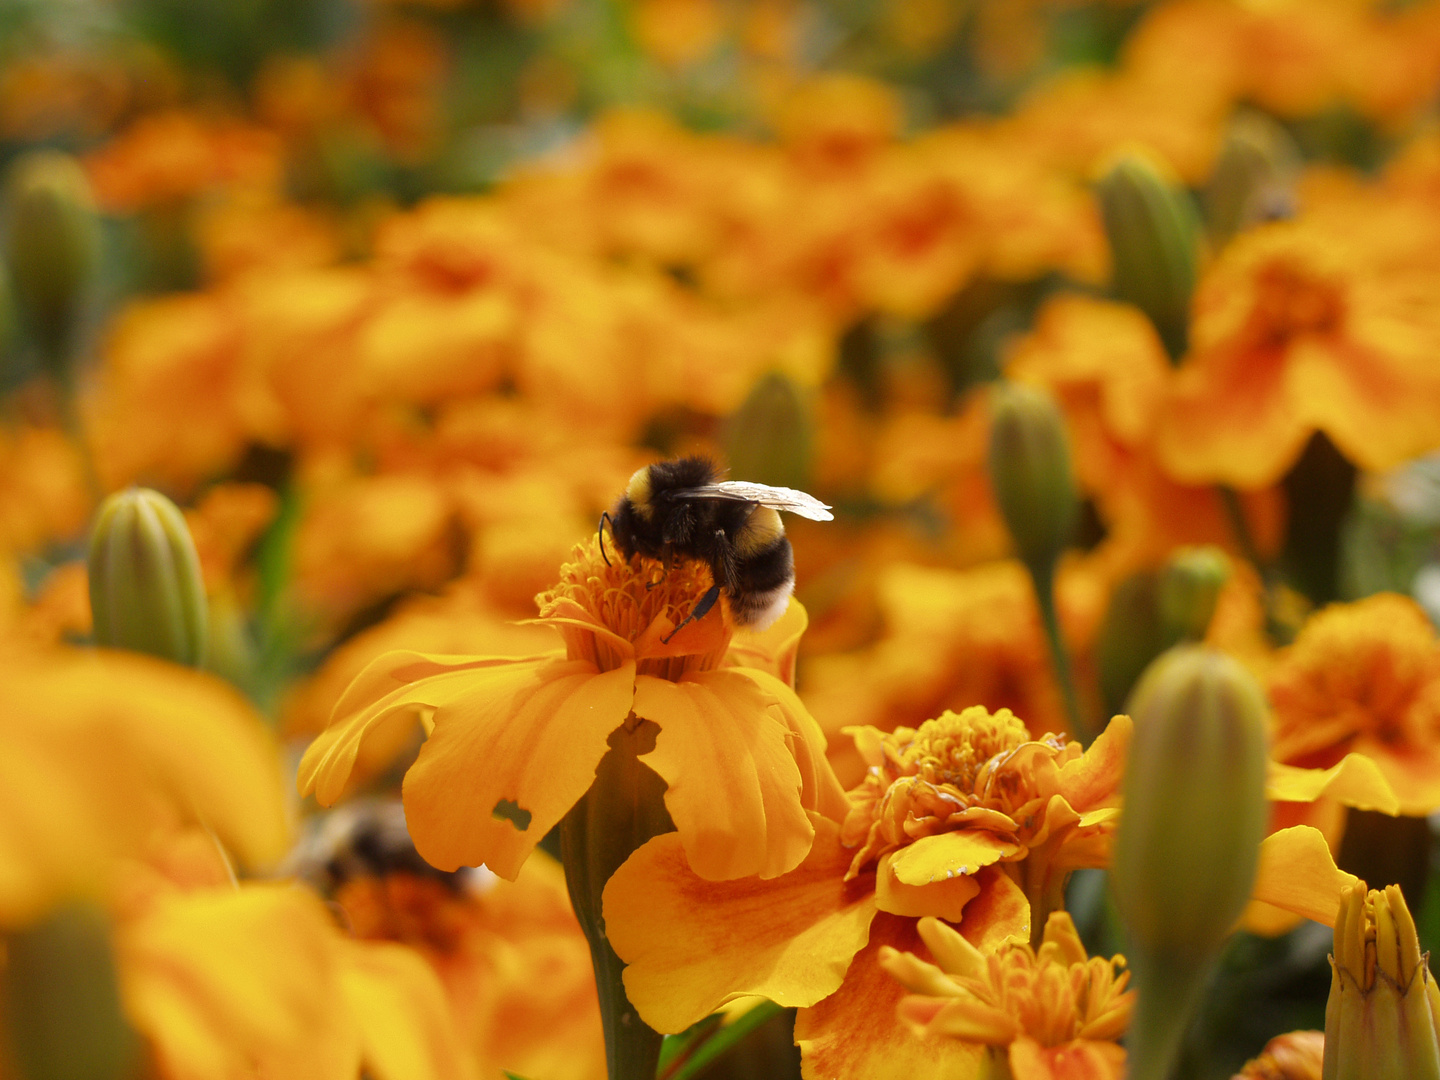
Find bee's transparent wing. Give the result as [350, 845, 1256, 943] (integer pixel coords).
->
[672, 481, 834, 521]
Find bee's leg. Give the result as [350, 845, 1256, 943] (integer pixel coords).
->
[597, 512, 613, 566]
[662, 584, 721, 644]
[646, 545, 673, 591]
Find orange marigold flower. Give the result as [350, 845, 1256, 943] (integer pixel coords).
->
[1268, 593, 1440, 814]
[878, 911, 1132, 1080]
[298, 536, 846, 882]
[1156, 204, 1440, 489]
[1232, 1030, 1324, 1080]
[801, 561, 1100, 785]
[1006, 294, 1283, 568]
[602, 708, 1130, 1080]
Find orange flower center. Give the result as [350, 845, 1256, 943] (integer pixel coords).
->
[1247, 259, 1345, 349]
[535, 534, 731, 677]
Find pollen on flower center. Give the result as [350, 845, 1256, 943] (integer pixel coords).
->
[534, 533, 731, 674]
[904, 708, 1033, 793]
[843, 706, 1073, 874]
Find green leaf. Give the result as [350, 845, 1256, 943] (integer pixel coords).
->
[660, 1001, 785, 1080]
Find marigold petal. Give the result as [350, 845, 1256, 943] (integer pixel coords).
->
[958, 866, 1032, 953]
[1009, 1035, 1127, 1080]
[796, 914, 984, 1080]
[876, 852, 984, 922]
[299, 651, 560, 806]
[118, 884, 356, 1080]
[736, 667, 850, 824]
[1250, 825, 1360, 928]
[725, 599, 808, 686]
[635, 670, 813, 880]
[402, 658, 635, 877]
[897, 993, 1019, 1043]
[339, 940, 476, 1080]
[605, 816, 877, 1033]
[1057, 714, 1132, 811]
[1353, 739, 1440, 816]
[889, 832, 1020, 887]
[1266, 755, 1402, 815]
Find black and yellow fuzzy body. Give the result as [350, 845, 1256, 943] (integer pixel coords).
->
[606, 456, 832, 634]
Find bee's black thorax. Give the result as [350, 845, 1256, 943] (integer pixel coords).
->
[609, 457, 797, 629]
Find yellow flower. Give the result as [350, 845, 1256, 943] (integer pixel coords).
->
[602, 708, 1131, 1080]
[298, 535, 846, 881]
[878, 911, 1132, 1080]
[1232, 1030, 1325, 1080]
[0, 647, 289, 925]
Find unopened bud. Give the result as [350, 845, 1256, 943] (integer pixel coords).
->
[987, 381, 1078, 579]
[1324, 882, 1440, 1080]
[1159, 546, 1230, 643]
[1096, 153, 1200, 362]
[1095, 571, 1165, 718]
[88, 488, 208, 667]
[3, 152, 100, 369]
[1112, 645, 1269, 1080]
[724, 371, 814, 492]
[1, 901, 141, 1080]
[1204, 112, 1300, 249]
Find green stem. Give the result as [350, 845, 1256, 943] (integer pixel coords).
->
[1030, 561, 1088, 745]
[1125, 952, 1214, 1080]
[560, 717, 674, 1080]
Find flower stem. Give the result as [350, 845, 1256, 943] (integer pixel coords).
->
[560, 717, 674, 1080]
[1030, 562, 1088, 744]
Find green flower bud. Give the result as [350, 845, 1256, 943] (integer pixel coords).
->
[986, 381, 1078, 580]
[1096, 152, 1200, 363]
[1203, 112, 1300, 249]
[88, 488, 208, 667]
[3, 151, 101, 370]
[1159, 545, 1230, 643]
[724, 371, 814, 493]
[2, 901, 141, 1080]
[1095, 571, 1166, 718]
[1325, 881, 1440, 1080]
[1111, 645, 1269, 1080]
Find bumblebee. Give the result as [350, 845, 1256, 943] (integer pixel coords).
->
[601, 457, 833, 637]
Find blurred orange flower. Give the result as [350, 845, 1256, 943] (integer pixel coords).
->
[1232, 1030, 1325, 1080]
[1268, 593, 1440, 814]
[1157, 201, 1440, 488]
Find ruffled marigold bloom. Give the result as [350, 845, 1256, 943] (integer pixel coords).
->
[298, 536, 846, 882]
[1268, 593, 1440, 814]
[878, 911, 1132, 1080]
[1156, 201, 1440, 489]
[1232, 1030, 1324, 1080]
[603, 707, 1130, 1080]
